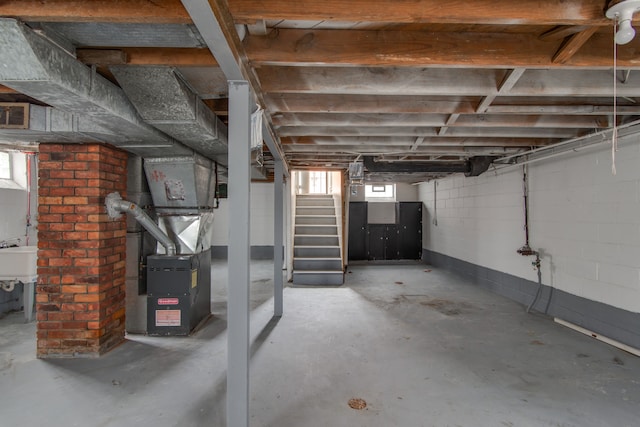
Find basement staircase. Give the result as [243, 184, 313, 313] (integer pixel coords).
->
[293, 194, 344, 286]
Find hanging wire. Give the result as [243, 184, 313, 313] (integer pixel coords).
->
[612, 20, 619, 175]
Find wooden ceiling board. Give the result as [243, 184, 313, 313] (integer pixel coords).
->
[0, 0, 191, 23]
[229, 0, 610, 26]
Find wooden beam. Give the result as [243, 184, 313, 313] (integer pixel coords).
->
[437, 114, 460, 136]
[76, 48, 219, 67]
[191, 0, 288, 167]
[552, 27, 599, 64]
[0, 85, 19, 94]
[266, 94, 640, 116]
[0, 0, 191, 24]
[280, 136, 565, 147]
[230, 0, 609, 26]
[245, 29, 639, 68]
[76, 49, 127, 65]
[284, 144, 535, 156]
[260, 66, 640, 98]
[277, 125, 578, 139]
[126, 48, 217, 66]
[258, 66, 501, 95]
[265, 94, 479, 114]
[203, 99, 229, 116]
[477, 68, 526, 113]
[539, 25, 591, 41]
[410, 137, 425, 151]
[486, 105, 640, 114]
[272, 113, 610, 129]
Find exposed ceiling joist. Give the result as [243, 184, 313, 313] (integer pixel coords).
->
[181, 0, 288, 171]
[77, 48, 218, 66]
[245, 29, 638, 68]
[0, 85, 19, 94]
[229, 0, 609, 26]
[485, 105, 640, 114]
[0, 0, 191, 24]
[476, 67, 526, 113]
[272, 113, 609, 129]
[281, 136, 558, 147]
[552, 27, 599, 64]
[259, 67, 640, 97]
[277, 126, 578, 139]
[437, 113, 460, 136]
[2, 0, 637, 183]
[410, 137, 425, 151]
[266, 94, 479, 114]
[539, 25, 594, 40]
[284, 144, 520, 156]
[266, 93, 640, 115]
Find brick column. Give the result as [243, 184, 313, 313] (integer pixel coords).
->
[37, 143, 127, 358]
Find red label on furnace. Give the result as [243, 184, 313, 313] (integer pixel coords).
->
[158, 298, 179, 305]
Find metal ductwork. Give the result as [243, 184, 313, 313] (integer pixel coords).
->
[105, 192, 177, 256]
[0, 18, 192, 158]
[464, 156, 495, 177]
[143, 155, 216, 255]
[0, 103, 136, 144]
[363, 155, 495, 177]
[110, 66, 229, 165]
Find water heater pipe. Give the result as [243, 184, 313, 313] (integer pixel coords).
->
[105, 192, 177, 256]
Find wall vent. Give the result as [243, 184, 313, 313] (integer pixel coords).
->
[0, 102, 29, 129]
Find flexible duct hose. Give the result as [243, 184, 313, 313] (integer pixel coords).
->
[105, 192, 177, 256]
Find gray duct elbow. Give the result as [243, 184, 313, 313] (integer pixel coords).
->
[105, 192, 177, 256]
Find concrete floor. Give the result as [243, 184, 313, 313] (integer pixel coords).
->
[1, 260, 639, 427]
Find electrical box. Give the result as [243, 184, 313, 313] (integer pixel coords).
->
[146, 249, 211, 336]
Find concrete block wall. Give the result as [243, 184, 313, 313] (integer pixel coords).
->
[419, 136, 640, 323]
[37, 143, 127, 357]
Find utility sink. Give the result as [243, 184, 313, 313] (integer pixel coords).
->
[0, 245, 37, 282]
[0, 246, 37, 322]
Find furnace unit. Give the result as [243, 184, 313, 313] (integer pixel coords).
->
[146, 250, 211, 336]
[105, 154, 216, 336]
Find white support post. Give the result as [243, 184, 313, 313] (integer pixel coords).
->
[227, 80, 251, 427]
[274, 159, 284, 316]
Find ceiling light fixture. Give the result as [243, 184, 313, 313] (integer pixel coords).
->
[606, 0, 640, 44]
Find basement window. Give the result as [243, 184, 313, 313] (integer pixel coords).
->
[365, 183, 395, 202]
[0, 152, 10, 179]
[0, 151, 25, 190]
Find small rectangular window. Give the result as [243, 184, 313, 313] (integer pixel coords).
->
[365, 184, 395, 201]
[0, 152, 10, 179]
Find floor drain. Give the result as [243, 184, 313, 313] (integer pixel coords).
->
[348, 398, 367, 410]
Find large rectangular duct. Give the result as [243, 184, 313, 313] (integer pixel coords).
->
[0, 104, 134, 144]
[0, 18, 192, 158]
[143, 155, 216, 255]
[110, 66, 229, 165]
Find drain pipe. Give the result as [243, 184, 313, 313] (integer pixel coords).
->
[515, 165, 544, 313]
[105, 192, 177, 256]
[517, 165, 534, 256]
[1, 280, 17, 292]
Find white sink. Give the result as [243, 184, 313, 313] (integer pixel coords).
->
[0, 245, 37, 282]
